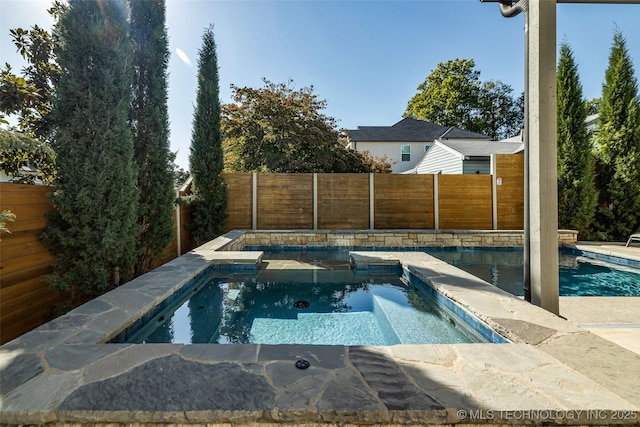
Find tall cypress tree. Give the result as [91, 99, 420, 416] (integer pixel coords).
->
[129, 0, 175, 274]
[42, 0, 138, 297]
[594, 31, 640, 240]
[189, 26, 227, 244]
[556, 43, 598, 238]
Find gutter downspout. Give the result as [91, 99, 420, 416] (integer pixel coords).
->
[497, 0, 531, 302]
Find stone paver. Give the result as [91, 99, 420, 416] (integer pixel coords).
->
[560, 296, 640, 355]
[60, 356, 276, 411]
[535, 332, 640, 407]
[45, 344, 122, 371]
[349, 347, 444, 410]
[586, 327, 640, 354]
[0, 352, 43, 396]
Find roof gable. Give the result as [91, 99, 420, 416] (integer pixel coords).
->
[347, 118, 487, 142]
[437, 139, 524, 158]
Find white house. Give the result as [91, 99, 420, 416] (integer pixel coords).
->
[346, 118, 489, 173]
[407, 139, 524, 175]
[585, 113, 599, 134]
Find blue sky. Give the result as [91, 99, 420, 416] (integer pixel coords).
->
[1, 0, 639, 170]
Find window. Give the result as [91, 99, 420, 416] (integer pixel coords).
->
[425, 145, 430, 152]
[401, 145, 410, 162]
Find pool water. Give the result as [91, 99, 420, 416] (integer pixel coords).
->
[128, 269, 484, 345]
[258, 248, 640, 297]
[426, 248, 640, 297]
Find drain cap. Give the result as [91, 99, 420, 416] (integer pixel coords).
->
[295, 359, 310, 369]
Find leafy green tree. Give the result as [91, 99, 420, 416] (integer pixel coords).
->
[172, 161, 190, 187]
[189, 26, 227, 245]
[0, 129, 56, 184]
[556, 43, 598, 238]
[129, 0, 175, 274]
[404, 59, 481, 132]
[477, 81, 524, 140]
[42, 0, 138, 298]
[0, 210, 16, 234]
[0, 1, 66, 141]
[594, 31, 640, 240]
[584, 98, 600, 115]
[404, 58, 523, 139]
[223, 79, 388, 173]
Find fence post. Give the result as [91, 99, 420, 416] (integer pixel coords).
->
[491, 154, 498, 230]
[176, 189, 182, 256]
[369, 173, 374, 230]
[433, 174, 439, 230]
[252, 173, 257, 230]
[313, 173, 318, 230]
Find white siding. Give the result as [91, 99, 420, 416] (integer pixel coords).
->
[463, 160, 490, 174]
[415, 143, 462, 174]
[350, 141, 430, 173]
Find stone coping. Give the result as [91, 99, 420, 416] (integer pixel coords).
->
[2, 232, 640, 426]
[565, 242, 640, 268]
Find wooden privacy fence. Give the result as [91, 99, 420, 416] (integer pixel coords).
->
[0, 184, 60, 343]
[224, 154, 524, 232]
[0, 183, 196, 344]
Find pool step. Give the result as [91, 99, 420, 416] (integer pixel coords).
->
[250, 311, 396, 345]
[372, 295, 467, 344]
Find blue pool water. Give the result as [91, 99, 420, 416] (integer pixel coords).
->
[259, 247, 640, 297]
[128, 269, 485, 345]
[425, 248, 640, 297]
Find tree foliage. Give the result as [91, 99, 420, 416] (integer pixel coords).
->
[404, 58, 523, 140]
[477, 81, 524, 140]
[0, 129, 56, 184]
[0, 1, 65, 141]
[189, 26, 227, 245]
[42, 0, 138, 298]
[129, 0, 176, 274]
[405, 59, 480, 132]
[223, 79, 390, 173]
[593, 31, 640, 240]
[172, 161, 190, 187]
[584, 98, 600, 115]
[0, 210, 16, 234]
[556, 43, 598, 238]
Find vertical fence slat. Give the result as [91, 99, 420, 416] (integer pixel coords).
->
[256, 173, 313, 229]
[438, 175, 493, 229]
[222, 173, 253, 231]
[374, 174, 434, 229]
[495, 154, 525, 230]
[317, 174, 369, 229]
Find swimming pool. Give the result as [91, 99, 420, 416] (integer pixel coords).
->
[126, 267, 486, 345]
[426, 248, 640, 296]
[254, 247, 640, 297]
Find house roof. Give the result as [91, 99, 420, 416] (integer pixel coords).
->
[439, 126, 489, 140]
[347, 118, 488, 142]
[438, 139, 524, 159]
[500, 130, 523, 142]
[585, 113, 599, 125]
